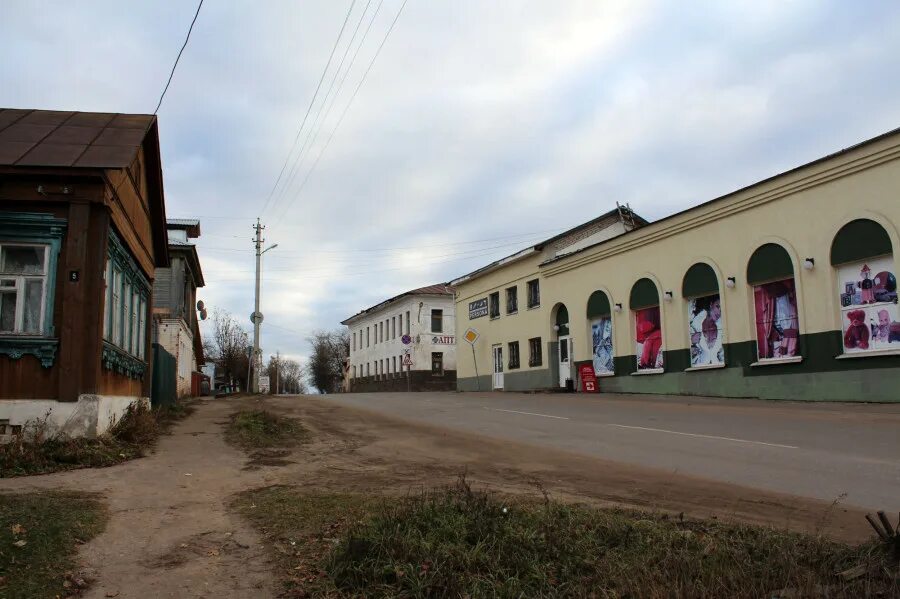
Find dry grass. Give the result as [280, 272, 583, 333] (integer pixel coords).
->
[225, 409, 307, 449]
[0, 491, 107, 598]
[233, 480, 900, 598]
[0, 400, 196, 478]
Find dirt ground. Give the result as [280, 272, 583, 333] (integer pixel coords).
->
[0, 394, 875, 598]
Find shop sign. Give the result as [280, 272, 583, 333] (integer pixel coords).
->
[432, 335, 455, 344]
[468, 298, 488, 319]
[578, 364, 599, 393]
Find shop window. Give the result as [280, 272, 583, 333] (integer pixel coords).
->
[506, 286, 518, 314]
[683, 263, 724, 367]
[630, 278, 663, 371]
[431, 309, 443, 333]
[489, 292, 500, 319]
[587, 290, 613, 375]
[528, 337, 542, 367]
[527, 279, 540, 308]
[432, 352, 444, 376]
[508, 341, 520, 369]
[747, 244, 799, 360]
[831, 219, 897, 354]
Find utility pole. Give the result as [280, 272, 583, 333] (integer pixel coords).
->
[251, 219, 263, 393]
[251, 219, 278, 394]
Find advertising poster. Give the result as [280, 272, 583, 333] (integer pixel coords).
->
[590, 317, 614, 375]
[837, 256, 899, 354]
[688, 294, 724, 367]
[753, 278, 799, 359]
[634, 306, 663, 370]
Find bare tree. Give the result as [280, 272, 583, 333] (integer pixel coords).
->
[265, 353, 306, 394]
[210, 309, 250, 390]
[306, 329, 349, 394]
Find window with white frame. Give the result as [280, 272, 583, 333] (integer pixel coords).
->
[0, 244, 50, 335]
[102, 230, 150, 362]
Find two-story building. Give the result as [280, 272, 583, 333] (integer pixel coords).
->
[342, 284, 456, 392]
[0, 108, 169, 437]
[152, 219, 205, 399]
[452, 127, 900, 402]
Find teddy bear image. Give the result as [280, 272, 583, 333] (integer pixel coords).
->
[843, 309, 870, 350]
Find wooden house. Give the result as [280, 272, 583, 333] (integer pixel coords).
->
[0, 109, 169, 437]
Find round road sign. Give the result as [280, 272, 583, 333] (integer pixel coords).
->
[250, 311, 264, 324]
[401, 334, 412, 345]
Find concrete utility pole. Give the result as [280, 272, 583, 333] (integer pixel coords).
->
[251, 219, 277, 393]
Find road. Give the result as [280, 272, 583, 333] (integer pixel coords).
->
[323, 391, 900, 510]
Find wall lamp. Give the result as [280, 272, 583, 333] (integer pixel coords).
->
[614, 303, 623, 312]
[664, 291, 673, 301]
[725, 277, 736, 288]
[803, 257, 815, 270]
[552, 324, 560, 332]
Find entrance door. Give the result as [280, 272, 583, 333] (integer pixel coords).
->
[492, 345, 504, 390]
[558, 335, 571, 388]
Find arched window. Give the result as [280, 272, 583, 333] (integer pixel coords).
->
[831, 219, 897, 355]
[747, 243, 799, 360]
[630, 278, 663, 371]
[555, 304, 569, 336]
[682, 263, 724, 367]
[587, 290, 613, 375]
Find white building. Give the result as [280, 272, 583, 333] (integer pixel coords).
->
[342, 284, 457, 392]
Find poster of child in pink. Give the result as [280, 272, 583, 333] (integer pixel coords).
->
[634, 306, 663, 370]
[837, 256, 899, 353]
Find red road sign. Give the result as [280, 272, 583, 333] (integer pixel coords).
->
[579, 364, 599, 393]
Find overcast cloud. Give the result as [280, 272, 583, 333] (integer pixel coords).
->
[3, 1, 900, 377]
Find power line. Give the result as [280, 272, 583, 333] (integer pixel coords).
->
[154, 0, 204, 114]
[194, 225, 568, 256]
[272, 0, 409, 226]
[258, 0, 358, 218]
[203, 235, 552, 273]
[266, 0, 384, 219]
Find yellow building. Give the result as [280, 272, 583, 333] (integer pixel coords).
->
[452, 128, 900, 401]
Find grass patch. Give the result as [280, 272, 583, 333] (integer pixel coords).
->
[0, 400, 196, 478]
[0, 491, 107, 598]
[225, 410, 307, 449]
[234, 480, 900, 598]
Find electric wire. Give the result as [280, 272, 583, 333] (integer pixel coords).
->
[271, 0, 409, 227]
[258, 0, 359, 218]
[154, 0, 204, 114]
[264, 0, 381, 220]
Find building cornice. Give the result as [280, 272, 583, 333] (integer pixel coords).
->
[541, 137, 900, 277]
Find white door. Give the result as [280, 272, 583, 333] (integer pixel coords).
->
[558, 335, 571, 387]
[492, 345, 504, 390]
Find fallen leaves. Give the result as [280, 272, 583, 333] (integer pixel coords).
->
[11, 523, 25, 536]
[12, 539, 27, 548]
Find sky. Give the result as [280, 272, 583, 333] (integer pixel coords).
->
[3, 0, 900, 372]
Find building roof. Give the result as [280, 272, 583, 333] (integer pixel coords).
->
[167, 218, 201, 238]
[450, 206, 645, 286]
[0, 109, 156, 168]
[341, 283, 455, 324]
[538, 124, 900, 268]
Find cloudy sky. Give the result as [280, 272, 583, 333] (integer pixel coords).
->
[4, 0, 900, 375]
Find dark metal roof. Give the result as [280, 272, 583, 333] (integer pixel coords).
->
[0, 108, 155, 168]
[341, 283, 455, 324]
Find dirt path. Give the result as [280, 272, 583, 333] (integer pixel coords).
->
[0, 394, 876, 598]
[0, 397, 277, 599]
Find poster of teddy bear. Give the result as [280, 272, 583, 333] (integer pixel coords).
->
[837, 255, 899, 353]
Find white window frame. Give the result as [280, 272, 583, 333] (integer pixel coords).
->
[0, 243, 50, 335]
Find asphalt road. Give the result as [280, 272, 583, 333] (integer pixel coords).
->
[322, 391, 900, 510]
